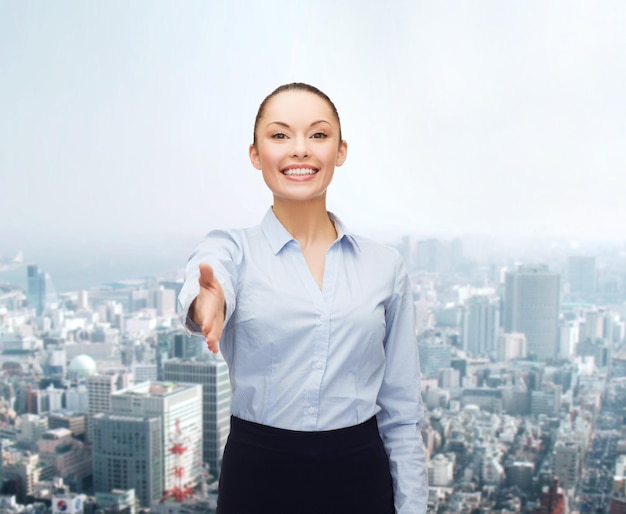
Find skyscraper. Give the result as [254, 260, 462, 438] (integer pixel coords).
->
[27, 264, 57, 315]
[87, 371, 132, 441]
[462, 295, 500, 357]
[110, 381, 203, 494]
[418, 339, 452, 379]
[414, 238, 463, 274]
[504, 265, 560, 361]
[567, 256, 596, 294]
[92, 413, 163, 507]
[163, 357, 231, 479]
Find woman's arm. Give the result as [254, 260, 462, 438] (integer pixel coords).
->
[376, 256, 428, 514]
[178, 229, 243, 351]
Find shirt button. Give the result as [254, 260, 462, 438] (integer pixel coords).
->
[307, 407, 316, 414]
[315, 361, 323, 369]
[319, 315, 327, 322]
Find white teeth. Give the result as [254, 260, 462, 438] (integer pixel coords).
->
[283, 168, 317, 176]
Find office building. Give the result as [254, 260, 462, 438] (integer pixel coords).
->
[156, 328, 201, 379]
[553, 437, 581, 490]
[559, 318, 579, 360]
[418, 340, 451, 379]
[504, 265, 560, 361]
[48, 412, 87, 440]
[415, 238, 463, 274]
[95, 489, 139, 514]
[87, 371, 132, 441]
[462, 295, 499, 357]
[530, 384, 561, 417]
[497, 332, 527, 362]
[568, 256, 596, 294]
[579, 308, 606, 342]
[38, 428, 91, 488]
[505, 461, 534, 492]
[133, 363, 158, 384]
[66, 385, 89, 413]
[428, 454, 454, 486]
[163, 357, 231, 478]
[576, 337, 611, 368]
[111, 381, 203, 494]
[92, 413, 163, 508]
[27, 264, 57, 315]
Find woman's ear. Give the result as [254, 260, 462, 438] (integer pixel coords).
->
[249, 144, 262, 170]
[335, 140, 348, 167]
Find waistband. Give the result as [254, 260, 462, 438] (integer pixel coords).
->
[229, 415, 380, 455]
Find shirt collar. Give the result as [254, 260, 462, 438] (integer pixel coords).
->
[261, 207, 361, 255]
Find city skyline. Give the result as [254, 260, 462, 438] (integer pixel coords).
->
[1, 198, 625, 511]
[2, 1, 626, 259]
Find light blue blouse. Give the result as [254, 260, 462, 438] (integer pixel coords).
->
[179, 208, 428, 513]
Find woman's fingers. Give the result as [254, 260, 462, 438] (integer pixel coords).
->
[196, 263, 225, 354]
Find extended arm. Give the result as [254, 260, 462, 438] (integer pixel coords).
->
[178, 229, 242, 353]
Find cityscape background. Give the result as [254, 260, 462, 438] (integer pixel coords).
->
[2, 1, 626, 513]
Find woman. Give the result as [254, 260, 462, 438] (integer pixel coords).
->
[179, 83, 428, 513]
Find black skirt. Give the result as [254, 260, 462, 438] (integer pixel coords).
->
[216, 416, 395, 514]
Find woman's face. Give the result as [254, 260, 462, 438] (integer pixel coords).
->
[249, 90, 347, 204]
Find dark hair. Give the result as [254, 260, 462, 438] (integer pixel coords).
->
[253, 82, 342, 146]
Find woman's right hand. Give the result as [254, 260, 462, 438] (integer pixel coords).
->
[192, 262, 226, 354]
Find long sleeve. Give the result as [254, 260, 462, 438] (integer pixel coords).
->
[178, 229, 243, 336]
[376, 256, 428, 514]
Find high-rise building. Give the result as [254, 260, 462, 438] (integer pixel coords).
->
[110, 381, 203, 494]
[530, 384, 561, 417]
[504, 265, 560, 361]
[87, 372, 132, 441]
[155, 328, 201, 379]
[568, 256, 596, 294]
[418, 340, 451, 379]
[553, 437, 581, 490]
[559, 318, 579, 359]
[92, 413, 163, 507]
[580, 308, 607, 342]
[505, 461, 534, 492]
[66, 384, 89, 413]
[576, 337, 611, 368]
[38, 428, 91, 488]
[428, 454, 454, 486]
[414, 238, 463, 274]
[163, 357, 231, 479]
[462, 295, 499, 357]
[133, 363, 158, 383]
[497, 332, 527, 362]
[27, 264, 57, 315]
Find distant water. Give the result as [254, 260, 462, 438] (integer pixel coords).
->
[47, 254, 186, 292]
[1, 237, 199, 293]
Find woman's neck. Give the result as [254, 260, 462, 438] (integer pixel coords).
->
[272, 197, 336, 247]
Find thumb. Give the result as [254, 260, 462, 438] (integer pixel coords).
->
[198, 262, 215, 288]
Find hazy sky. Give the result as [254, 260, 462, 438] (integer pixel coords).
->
[2, 0, 625, 259]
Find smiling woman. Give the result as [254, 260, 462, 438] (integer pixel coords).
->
[178, 82, 428, 514]
[249, 85, 347, 216]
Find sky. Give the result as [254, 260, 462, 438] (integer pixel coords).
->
[1, 0, 626, 266]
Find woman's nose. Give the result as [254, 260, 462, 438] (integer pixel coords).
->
[291, 136, 309, 158]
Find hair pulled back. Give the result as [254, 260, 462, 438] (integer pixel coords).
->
[253, 83, 342, 146]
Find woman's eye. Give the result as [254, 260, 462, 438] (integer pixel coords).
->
[312, 132, 328, 139]
[271, 133, 287, 139]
